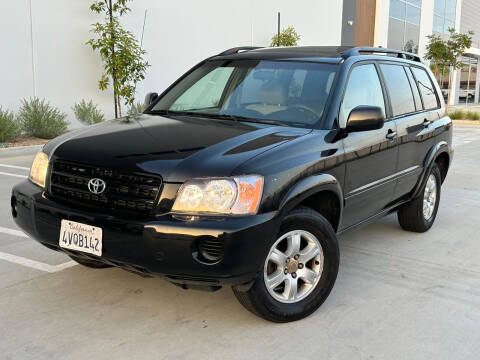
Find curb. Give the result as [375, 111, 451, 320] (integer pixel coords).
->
[453, 120, 480, 125]
[0, 144, 43, 157]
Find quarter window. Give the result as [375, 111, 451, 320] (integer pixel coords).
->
[380, 64, 416, 116]
[411, 67, 440, 109]
[340, 64, 385, 125]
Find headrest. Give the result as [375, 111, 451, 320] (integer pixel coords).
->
[258, 80, 287, 105]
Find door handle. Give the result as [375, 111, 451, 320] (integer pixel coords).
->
[386, 130, 397, 141]
[423, 119, 432, 128]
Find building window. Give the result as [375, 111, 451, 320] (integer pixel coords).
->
[388, 0, 422, 53]
[433, 0, 456, 35]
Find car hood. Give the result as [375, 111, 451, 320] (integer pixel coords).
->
[44, 114, 311, 182]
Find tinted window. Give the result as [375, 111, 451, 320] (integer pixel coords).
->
[405, 66, 423, 110]
[380, 64, 416, 116]
[411, 67, 439, 109]
[340, 64, 385, 124]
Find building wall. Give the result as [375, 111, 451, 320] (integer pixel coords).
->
[460, 0, 480, 48]
[0, 0, 343, 128]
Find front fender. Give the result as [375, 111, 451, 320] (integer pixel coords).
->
[412, 141, 450, 198]
[278, 174, 343, 218]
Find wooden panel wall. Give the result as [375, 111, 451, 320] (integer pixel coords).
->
[355, 0, 377, 46]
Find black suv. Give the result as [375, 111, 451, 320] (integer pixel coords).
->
[12, 46, 453, 322]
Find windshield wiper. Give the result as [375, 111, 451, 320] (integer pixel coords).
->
[147, 109, 287, 127]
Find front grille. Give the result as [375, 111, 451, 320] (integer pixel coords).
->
[49, 160, 162, 216]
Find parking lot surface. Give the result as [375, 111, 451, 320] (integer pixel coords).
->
[0, 126, 479, 360]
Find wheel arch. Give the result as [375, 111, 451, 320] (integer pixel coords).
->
[278, 174, 343, 232]
[412, 141, 450, 198]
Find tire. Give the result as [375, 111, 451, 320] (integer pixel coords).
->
[69, 255, 112, 269]
[397, 163, 442, 233]
[232, 207, 340, 323]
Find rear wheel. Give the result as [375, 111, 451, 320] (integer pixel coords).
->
[69, 255, 112, 269]
[233, 207, 339, 322]
[397, 163, 442, 233]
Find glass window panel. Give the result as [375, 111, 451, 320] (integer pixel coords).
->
[412, 67, 439, 109]
[388, 18, 405, 51]
[407, 0, 422, 7]
[380, 64, 416, 116]
[406, 5, 421, 25]
[405, 23, 420, 53]
[406, 67, 423, 110]
[340, 65, 385, 125]
[445, 0, 456, 21]
[433, 15, 444, 33]
[444, 19, 455, 33]
[390, 0, 406, 20]
[434, 0, 446, 16]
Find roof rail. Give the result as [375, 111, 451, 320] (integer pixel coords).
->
[341, 47, 422, 62]
[218, 46, 263, 56]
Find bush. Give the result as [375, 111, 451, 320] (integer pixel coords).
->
[72, 100, 105, 125]
[0, 107, 21, 143]
[466, 111, 480, 120]
[128, 102, 145, 116]
[449, 110, 464, 119]
[18, 97, 68, 139]
[270, 26, 301, 47]
[449, 109, 480, 120]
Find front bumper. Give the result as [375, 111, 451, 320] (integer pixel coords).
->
[11, 180, 279, 287]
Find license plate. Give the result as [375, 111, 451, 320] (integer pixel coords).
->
[59, 220, 102, 256]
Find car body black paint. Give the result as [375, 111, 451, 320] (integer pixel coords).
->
[12, 46, 453, 288]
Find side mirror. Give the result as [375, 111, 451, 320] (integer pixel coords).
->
[346, 106, 385, 133]
[144, 92, 159, 109]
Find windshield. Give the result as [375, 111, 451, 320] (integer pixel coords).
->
[151, 60, 338, 128]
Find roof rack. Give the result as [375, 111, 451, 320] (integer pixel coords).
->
[218, 46, 263, 56]
[341, 47, 422, 62]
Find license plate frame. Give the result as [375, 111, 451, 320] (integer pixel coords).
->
[59, 220, 102, 256]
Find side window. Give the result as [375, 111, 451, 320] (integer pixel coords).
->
[340, 64, 385, 125]
[411, 67, 439, 110]
[379, 64, 416, 116]
[405, 66, 423, 111]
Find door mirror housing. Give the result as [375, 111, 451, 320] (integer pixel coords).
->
[144, 92, 159, 109]
[346, 106, 385, 133]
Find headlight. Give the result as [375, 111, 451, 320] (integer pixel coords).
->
[172, 175, 263, 215]
[29, 152, 49, 188]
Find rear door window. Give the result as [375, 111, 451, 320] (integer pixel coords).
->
[411, 67, 439, 110]
[379, 64, 416, 116]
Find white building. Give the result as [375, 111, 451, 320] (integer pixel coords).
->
[1, 0, 478, 128]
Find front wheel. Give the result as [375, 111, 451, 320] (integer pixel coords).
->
[397, 163, 442, 233]
[232, 207, 339, 322]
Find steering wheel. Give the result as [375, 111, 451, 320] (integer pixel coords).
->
[288, 105, 319, 121]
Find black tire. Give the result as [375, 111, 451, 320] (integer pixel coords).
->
[69, 255, 112, 269]
[397, 163, 442, 233]
[232, 207, 340, 323]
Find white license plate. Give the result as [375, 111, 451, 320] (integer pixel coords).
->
[59, 220, 102, 256]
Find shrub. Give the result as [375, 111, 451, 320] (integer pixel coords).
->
[270, 26, 301, 47]
[72, 100, 105, 125]
[449, 109, 480, 120]
[449, 110, 464, 119]
[0, 107, 21, 143]
[128, 102, 145, 116]
[466, 111, 480, 120]
[18, 97, 68, 139]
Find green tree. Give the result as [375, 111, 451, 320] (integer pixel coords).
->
[270, 26, 301, 47]
[87, 0, 149, 118]
[424, 28, 473, 112]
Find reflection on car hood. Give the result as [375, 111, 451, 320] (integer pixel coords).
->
[43, 114, 311, 182]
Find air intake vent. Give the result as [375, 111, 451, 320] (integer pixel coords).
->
[197, 236, 224, 262]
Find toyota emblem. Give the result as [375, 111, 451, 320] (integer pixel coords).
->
[88, 178, 107, 195]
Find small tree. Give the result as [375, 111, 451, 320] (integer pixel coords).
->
[88, 0, 149, 118]
[270, 26, 301, 47]
[424, 28, 473, 112]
